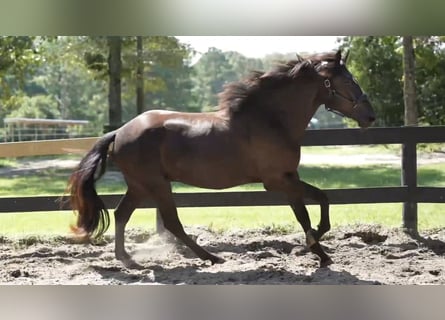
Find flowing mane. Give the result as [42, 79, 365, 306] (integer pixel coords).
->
[218, 51, 341, 114]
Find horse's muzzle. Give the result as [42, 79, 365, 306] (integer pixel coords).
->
[356, 100, 376, 128]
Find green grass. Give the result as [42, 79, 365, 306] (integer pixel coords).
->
[0, 152, 444, 235]
[301, 145, 400, 155]
[0, 168, 73, 196]
[1, 203, 444, 236]
[1, 163, 443, 197]
[0, 158, 17, 168]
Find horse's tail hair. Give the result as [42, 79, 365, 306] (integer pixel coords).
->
[67, 130, 116, 241]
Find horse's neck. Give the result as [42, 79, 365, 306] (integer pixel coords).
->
[228, 80, 321, 145]
[273, 84, 320, 141]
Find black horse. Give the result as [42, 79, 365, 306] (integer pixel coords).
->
[68, 50, 375, 268]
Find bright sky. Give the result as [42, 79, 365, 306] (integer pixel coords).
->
[176, 36, 341, 59]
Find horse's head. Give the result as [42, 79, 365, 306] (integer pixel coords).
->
[315, 50, 375, 128]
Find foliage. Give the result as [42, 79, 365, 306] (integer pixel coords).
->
[340, 36, 404, 127]
[0, 36, 43, 122]
[0, 36, 194, 137]
[1, 36, 445, 141]
[0, 36, 41, 90]
[414, 37, 445, 125]
[340, 36, 445, 127]
[191, 47, 239, 111]
[7, 95, 59, 119]
[128, 36, 196, 114]
[33, 38, 107, 129]
[81, 36, 196, 121]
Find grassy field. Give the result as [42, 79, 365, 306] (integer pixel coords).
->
[1, 202, 444, 236]
[0, 148, 444, 235]
[1, 162, 444, 196]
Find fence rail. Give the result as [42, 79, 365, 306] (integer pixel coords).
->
[1, 126, 445, 232]
[0, 137, 97, 158]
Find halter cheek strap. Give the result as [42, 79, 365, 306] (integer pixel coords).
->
[323, 79, 368, 117]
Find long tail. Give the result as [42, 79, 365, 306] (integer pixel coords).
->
[67, 130, 117, 240]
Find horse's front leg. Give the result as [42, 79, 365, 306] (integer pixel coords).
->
[264, 173, 332, 267]
[298, 180, 331, 241]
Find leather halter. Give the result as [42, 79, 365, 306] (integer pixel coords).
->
[323, 78, 368, 117]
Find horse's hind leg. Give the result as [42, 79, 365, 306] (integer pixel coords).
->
[114, 190, 142, 268]
[153, 184, 224, 264]
[291, 200, 332, 267]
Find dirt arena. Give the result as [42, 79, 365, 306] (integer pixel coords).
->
[1, 224, 444, 285]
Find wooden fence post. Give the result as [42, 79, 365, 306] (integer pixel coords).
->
[401, 141, 418, 234]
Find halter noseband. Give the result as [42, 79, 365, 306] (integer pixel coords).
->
[323, 78, 368, 117]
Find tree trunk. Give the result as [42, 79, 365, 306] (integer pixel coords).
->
[136, 36, 144, 115]
[402, 36, 419, 233]
[106, 36, 122, 132]
[402, 36, 418, 126]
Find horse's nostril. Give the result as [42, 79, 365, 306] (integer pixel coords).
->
[369, 116, 376, 122]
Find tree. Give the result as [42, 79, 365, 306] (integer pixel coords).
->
[136, 36, 144, 115]
[191, 47, 238, 111]
[341, 36, 445, 127]
[0, 36, 39, 91]
[402, 36, 418, 126]
[0, 36, 42, 120]
[31, 37, 107, 127]
[81, 36, 196, 119]
[340, 36, 404, 127]
[107, 36, 122, 131]
[262, 52, 301, 71]
[225, 51, 264, 77]
[129, 36, 195, 113]
[413, 36, 445, 125]
[0, 36, 197, 140]
[4, 37, 108, 133]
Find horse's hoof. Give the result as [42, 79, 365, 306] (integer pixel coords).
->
[319, 258, 333, 268]
[210, 256, 225, 265]
[120, 257, 144, 270]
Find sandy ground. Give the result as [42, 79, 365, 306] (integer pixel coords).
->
[1, 225, 444, 285]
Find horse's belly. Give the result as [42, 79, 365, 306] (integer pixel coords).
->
[161, 135, 255, 189]
[171, 161, 253, 189]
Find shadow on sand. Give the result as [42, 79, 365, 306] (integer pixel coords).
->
[92, 262, 380, 285]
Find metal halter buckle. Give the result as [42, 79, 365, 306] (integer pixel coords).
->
[324, 79, 331, 88]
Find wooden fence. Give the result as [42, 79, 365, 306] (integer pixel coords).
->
[1, 126, 445, 232]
